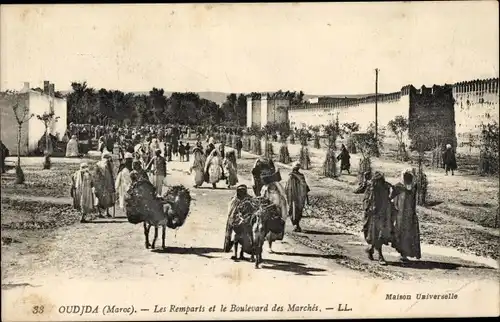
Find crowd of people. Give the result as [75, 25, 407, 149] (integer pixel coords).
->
[59, 122, 459, 265]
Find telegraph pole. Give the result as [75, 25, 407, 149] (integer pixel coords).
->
[375, 68, 379, 140]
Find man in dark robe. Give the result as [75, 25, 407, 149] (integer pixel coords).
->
[362, 171, 393, 265]
[442, 144, 457, 176]
[390, 168, 421, 261]
[285, 161, 310, 232]
[235, 137, 243, 159]
[337, 144, 351, 175]
[223, 184, 253, 256]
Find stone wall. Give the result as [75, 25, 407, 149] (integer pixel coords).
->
[288, 78, 499, 153]
[408, 85, 457, 151]
[453, 78, 499, 154]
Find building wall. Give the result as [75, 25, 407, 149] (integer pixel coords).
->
[288, 78, 499, 152]
[251, 99, 261, 127]
[246, 98, 253, 128]
[289, 91, 410, 132]
[453, 78, 499, 153]
[27, 91, 68, 152]
[52, 96, 67, 140]
[408, 85, 457, 150]
[0, 93, 30, 156]
[266, 98, 289, 124]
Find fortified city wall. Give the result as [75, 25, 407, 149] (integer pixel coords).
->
[287, 78, 499, 151]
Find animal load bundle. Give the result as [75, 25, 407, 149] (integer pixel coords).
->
[125, 181, 192, 249]
[124, 180, 163, 224]
[261, 169, 282, 185]
[227, 196, 284, 268]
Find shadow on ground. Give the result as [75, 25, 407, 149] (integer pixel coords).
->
[260, 258, 327, 276]
[85, 220, 129, 224]
[299, 229, 354, 236]
[152, 246, 221, 259]
[386, 259, 495, 270]
[272, 250, 348, 261]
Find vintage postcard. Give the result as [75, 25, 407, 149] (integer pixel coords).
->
[1, 2, 498, 321]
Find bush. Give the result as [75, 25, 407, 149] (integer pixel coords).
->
[264, 140, 274, 159]
[413, 167, 428, 206]
[357, 157, 372, 185]
[313, 135, 320, 149]
[323, 149, 337, 178]
[300, 146, 310, 170]
[279, 142, 291, 164]
[15, 164, 25, 184]
[478, 121, 499, 175]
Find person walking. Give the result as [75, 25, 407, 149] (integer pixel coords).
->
[442, 144, 457, 176]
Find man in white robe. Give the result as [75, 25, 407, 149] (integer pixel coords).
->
[66, 135, 79, 157]
[71, 163, 95, 223]
[115, 152, 134, 210]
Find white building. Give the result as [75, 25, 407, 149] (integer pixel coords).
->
[0, 81, 67, 155]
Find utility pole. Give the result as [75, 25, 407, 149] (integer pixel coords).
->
[375, 68, 379, 140]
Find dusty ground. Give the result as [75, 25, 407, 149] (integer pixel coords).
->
[1, 149, 498, 320]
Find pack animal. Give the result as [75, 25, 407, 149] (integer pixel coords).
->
[125, 181, 192, 249]
[230, 197, 283, 268]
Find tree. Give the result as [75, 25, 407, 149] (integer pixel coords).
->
[366, 122, 384, 157]
[388, 116, 409, 161]
[478, 120, 499, 175]
[37, 112, 60, 169]
[323, 122, 340, 178]
[1, 91, 34, 183]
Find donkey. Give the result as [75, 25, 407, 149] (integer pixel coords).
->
[124, 179, 191, 250]
[251, 203, 283, 268]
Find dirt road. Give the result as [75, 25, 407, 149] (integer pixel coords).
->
[1, 154, 499, 320]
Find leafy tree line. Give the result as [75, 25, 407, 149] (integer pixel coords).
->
[66, 83, 305, 128]
[66, 82, 230, 126]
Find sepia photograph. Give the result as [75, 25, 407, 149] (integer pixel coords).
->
[1, 2, 499, 320]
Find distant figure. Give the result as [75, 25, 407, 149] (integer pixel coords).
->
[189, 146, 206, 188]
[442, 144, 457, 176]
[93, 152, 116, 218]
[185, 142, 191, 162]
[285, 161, 310, 232]
[98, 136, 107, 153]
[115, 153, 134, 210]
[178, 141, 186, 162]
[132, 160, 149, 182]
[0, 140, 9, 174]
[166, 142, 173, 162]
[204, 149, 223, 189]
[66, 135, 79, 157]
[71, 163, 95, 223]
[146, 149, 167, 196]
[79, 128, 90, 155]
[235, 137, 243, 159]
[205, 137, 216, 157]
[223, 150, 238, 188]
[337, 144, 351, 175]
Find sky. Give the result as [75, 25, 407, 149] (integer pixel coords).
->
[1, 2, 499, 95]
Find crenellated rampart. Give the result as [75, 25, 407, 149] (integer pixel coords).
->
[288, 78, 498, 152]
